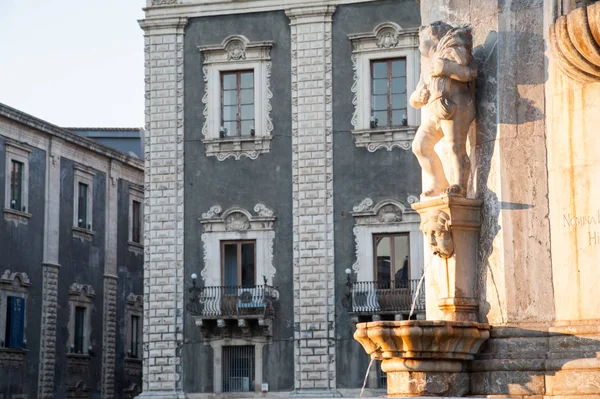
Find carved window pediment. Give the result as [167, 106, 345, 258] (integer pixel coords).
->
[348, 23, 420, 152]
[199, 35, 275, 160]
[197, 204, 276, 286]
[350, 197, 424, 284]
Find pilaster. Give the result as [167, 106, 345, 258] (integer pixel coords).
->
[101, 159, 120, 398]
[138, 16, 188, 396]
[38, 137, 62, 399]
[287, 5, 337, 393]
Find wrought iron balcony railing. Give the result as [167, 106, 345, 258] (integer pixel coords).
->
[187, 284, 279, 319]
[349, 279, 425, 315]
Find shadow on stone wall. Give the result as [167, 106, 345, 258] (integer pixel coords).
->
[471, 29, 547, 324]
[471, 325, 600, 397]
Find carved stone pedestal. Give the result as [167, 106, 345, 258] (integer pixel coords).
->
[412, 195, 482, 322]
[383, 359, 469, 397]
[354, 320, 490, 397]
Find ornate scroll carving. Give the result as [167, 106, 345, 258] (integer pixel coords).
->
[549, 2, 600, 83]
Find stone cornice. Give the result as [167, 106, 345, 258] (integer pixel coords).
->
[549, 2, 600, 83]
[0, 103, 143, 171]
[142, 0, 377, 19]
[285, 5, 336, 20]
[138, 16, 188, 35]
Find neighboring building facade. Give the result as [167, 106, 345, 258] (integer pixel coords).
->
[0, 103, 144, 398]
[66, 128, 145, 160]
[139, 0, 424, 397]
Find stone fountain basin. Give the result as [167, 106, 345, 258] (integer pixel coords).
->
[354, 320, 490, 361]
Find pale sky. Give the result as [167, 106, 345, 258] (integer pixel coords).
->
[0, 0, 145, 128]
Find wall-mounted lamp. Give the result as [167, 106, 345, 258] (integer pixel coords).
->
[191, 273, 198, 287]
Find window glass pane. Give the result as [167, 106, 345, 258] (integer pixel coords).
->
[392, 60, 406, 77]
[131, 315, 140, 358]
[375, 236, 392, 283]
[240, 72, 254, 89]
[240, 89, 253, 105]
[78, 183, 88, 227]
[241, 104, 254, 120]
[132, 200, 141, 243]
[222, 105, 237, 122]
[392, 94, 407, 109]
[241, 243, 255, 286]
[223, 73, 237, 90]
[10, 160, 23, 210]
[373, 79, 388, 95]
[241, 120, 255, 137]
[223, 244, 238, 287]
[392, 77, 406, 94]
[223, 121, 237, 137]
[6, 296, 25, 349]
[223, 90, 237, 106]
[372, 95, 388, 111]
[393, 235, 410, 286]
[372, 62, 388, 79]
[74, 306, 86, 354]
[392, 110, 408, 126]
[373, 111, 388, 127]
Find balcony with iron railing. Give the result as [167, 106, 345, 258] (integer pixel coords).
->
[345, 279, 425, 321]
[187, 280, 279, 338]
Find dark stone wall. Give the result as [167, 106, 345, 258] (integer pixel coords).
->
[115, 179, 144, 396]
[55, 158, 106, 399]
[183, 10, 295, 393]
[331, 0, 421, 389]
[0, 137, 46, 398]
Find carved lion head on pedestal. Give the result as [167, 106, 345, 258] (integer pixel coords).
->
[420, 210, 454, 258]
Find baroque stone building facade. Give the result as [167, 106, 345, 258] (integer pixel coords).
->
[139, 0, 425, 397]
[0, 103, 144, 398]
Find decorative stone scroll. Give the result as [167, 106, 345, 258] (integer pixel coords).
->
[549, 2, 600, 83]
[199, 35, 274, 160]
[198, 204, 276, 285]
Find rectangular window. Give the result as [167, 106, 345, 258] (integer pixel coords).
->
[222, 345, 255, 393]
[131, 315, 140, 358]
[10, 160, 24, 211]
[77, 183, 88, 228]
[221, 70, 255, 137]
[371, 58, 407, 128]
[222, 241, 256, 287]
[4, 296, 25, 349]
[132, 200, 142, 244]
[373, 233, 410, 287]
[74, 306, 86, 354]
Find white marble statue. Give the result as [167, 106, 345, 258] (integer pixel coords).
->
[410, 21, 478, 198]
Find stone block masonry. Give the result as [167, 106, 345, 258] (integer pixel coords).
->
[138, 17, 188, 398]
[287, 6, 337, 393]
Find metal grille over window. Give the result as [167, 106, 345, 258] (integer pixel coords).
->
[10, 160, 24, 211]
[77, 183, 88, 228]
[222, 345, 255, 392]
[371, 59, 407, 128]
[377, 362, 387, 389]
[221, 71, 255, 137]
